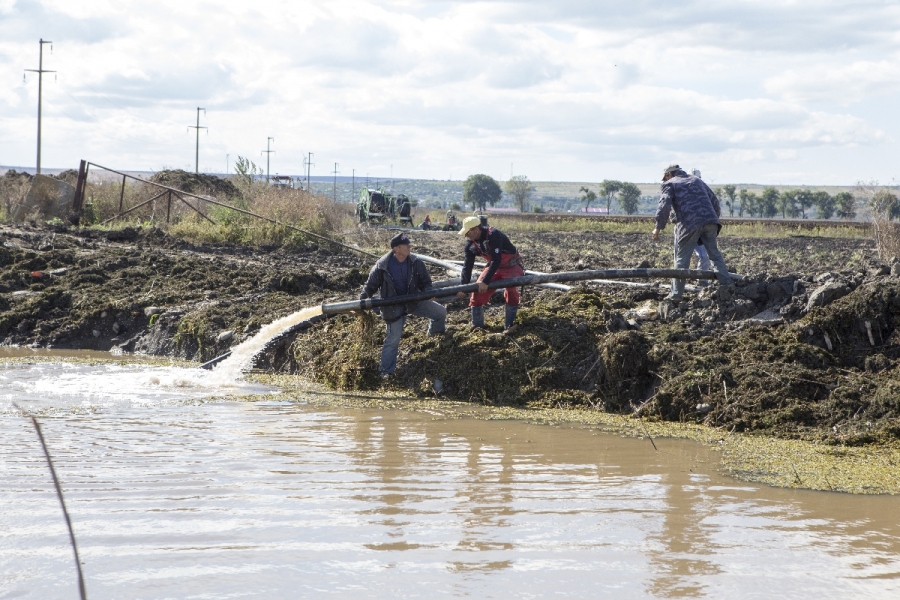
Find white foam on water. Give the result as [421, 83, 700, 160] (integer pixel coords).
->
[211, 305, 324, 380]
[1, 361, 276, 411]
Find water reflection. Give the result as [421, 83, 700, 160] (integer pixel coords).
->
[2, 360, 900, 598]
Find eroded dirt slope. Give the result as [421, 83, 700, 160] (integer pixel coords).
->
[2, 223, 897, 444]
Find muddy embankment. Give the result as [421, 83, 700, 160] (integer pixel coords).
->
[2, 222, 899, 446]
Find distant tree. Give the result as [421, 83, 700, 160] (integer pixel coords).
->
[618, 182, 642, 214]
[738, 189, 758, 217]
[869, 189, 900, 220]
[794, 189, 816, 219]
[760, 187, 779, 218]
[234, 156, 262, 187]
[777, 190, 798, 219]
[463, 174, 502, 212]
[504, 175, 534, 212]
[721, 184, 737, 217]
[599, 179, 622, 214]
[579, 186, 597, 212]
[867, 188, 900, 260]
[813, 191, 835, 220]
[834, 192, 856, 220]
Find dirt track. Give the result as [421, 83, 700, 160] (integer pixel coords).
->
[2, 222, 898, 445]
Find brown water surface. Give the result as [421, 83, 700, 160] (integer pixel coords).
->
[1, 357, 899, 599]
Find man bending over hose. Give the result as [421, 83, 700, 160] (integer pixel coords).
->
[457, 216, 525, 333]
[651, 164, 732, 301]
[360, 232, 446, 379]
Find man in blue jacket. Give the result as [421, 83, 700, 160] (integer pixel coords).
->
[652, 164, 732, 300]
[360, 232, 446, 378]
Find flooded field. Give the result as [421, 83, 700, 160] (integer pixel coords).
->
[2, 353, 900, 599]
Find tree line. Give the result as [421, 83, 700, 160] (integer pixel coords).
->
[458, 173, 879, 222]
[714, 185, 857, 220]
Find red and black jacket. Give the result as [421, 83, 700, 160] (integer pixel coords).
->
[460, 226, 519, 284]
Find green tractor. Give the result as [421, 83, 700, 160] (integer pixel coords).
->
[356, 189, 414, 226]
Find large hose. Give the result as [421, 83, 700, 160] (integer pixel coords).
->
[321, 267, 722, 315]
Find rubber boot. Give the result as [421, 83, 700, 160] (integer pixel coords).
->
[471, 305, 485, 329]
[504, 305, 519, 332]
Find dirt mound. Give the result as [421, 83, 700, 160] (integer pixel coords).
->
[2, 169, 33, 183]
[149, 170, 241, 199]
[289, 268, 900, 445]
[0, 223, 365, 362]
[4, 221, 899, 445]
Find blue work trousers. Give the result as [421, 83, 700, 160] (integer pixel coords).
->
[380, 300, 446, 375]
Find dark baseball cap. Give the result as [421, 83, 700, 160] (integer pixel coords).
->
[390, 233, 411, 248]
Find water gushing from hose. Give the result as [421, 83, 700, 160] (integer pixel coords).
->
[212, 305, 324, 379]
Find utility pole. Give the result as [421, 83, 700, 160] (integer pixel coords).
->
[332, 163, 340, 201]
[187, 107, 206, 173]
[304, 152, 314, 192]
[261, 137, 274, 182]
[390, 164, 393, 192]
[25, 39, 54, 175]
[352, 169, 355, 202]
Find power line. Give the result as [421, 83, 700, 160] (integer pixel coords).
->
[187, 107, 207, 173]
[24, 38, 54, 175]
[261, 137, 274, 182]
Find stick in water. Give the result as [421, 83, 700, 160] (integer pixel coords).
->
[14, 403, 87, 600]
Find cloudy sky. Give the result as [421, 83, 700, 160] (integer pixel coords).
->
[1, 0, 898, 185]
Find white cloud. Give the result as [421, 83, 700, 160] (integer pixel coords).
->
[765, 59, 900, 105]
[0, 0, 899, 184]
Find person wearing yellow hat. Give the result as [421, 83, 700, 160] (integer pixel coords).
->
[457, 216, 524, 332]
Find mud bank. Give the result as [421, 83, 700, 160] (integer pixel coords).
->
[2, 222, 898, 446]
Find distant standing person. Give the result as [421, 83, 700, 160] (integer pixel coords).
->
[360, 233, 446, 378]
[457, 216, 524, 333]
[652, 164, 731, 300]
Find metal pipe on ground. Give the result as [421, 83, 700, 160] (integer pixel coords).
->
[322, 268, 723, 316]
[416, 255, 571, 291]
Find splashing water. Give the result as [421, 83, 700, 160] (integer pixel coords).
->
[212, 305, 324, 380]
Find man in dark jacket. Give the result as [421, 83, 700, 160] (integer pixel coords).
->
[360, 232, 446, 377]
[457, 216, 525, 332]
[652, 164, 732, 300]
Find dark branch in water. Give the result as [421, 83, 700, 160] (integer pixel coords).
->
[13, 403, 88, 600]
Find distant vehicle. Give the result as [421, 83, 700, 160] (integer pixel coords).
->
[356, 188, 415, 226]
[271, 175, 293, 189]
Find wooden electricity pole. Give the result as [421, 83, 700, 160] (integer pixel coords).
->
[187, 107, 206, 173]
[25, 39, 54, 175]
[332, 163, 340, 201]
[261, 137, 275, 182]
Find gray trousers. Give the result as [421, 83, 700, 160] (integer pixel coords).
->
[672, 223, 730, 296]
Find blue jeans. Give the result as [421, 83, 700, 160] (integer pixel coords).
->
[672, 223, 730, 297]
[380, 300, 447, 375]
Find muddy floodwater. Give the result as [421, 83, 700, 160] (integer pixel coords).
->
[2, 352, 900, 599]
